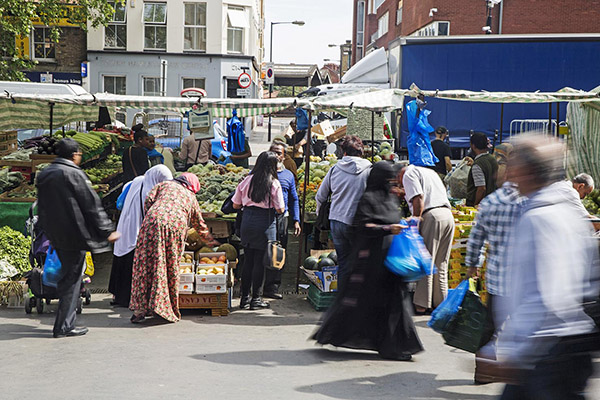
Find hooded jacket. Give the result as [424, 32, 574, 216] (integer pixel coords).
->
[316, 156, 372, 226]
[36, 158, 114, 253]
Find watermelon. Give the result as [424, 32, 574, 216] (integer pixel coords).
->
[317, 257, 336, 271]
[328, 251, 338, 264]
[303, 256, 319, 270]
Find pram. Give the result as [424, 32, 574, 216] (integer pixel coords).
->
[23, 202, 92, 314]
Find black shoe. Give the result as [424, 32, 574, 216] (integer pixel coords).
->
[250, 297, 270, 310]
[240, 295, 251, 310]
[53, 327, 88, 338]
[263, 291, 283, 300]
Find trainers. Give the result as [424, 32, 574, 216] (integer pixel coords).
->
[250, 297, 270, 310]
[240, 295, 251, 310]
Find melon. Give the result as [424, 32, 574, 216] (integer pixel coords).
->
[303, 256, 319, 270]
[317, 257, 336, 271]
[217, 243, 238, 261]
[327, 251, 338, 264]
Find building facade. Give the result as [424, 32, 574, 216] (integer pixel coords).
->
[86, 0, 264, 99]
[352, 0, 600, 64]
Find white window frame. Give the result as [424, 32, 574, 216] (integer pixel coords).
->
[143, 76, 161, 96]
[32, 27, 55, 60]
[105, 1, 127, 49]
[183, 2, 207, 51]
[356, 0, 366, 61]
[412, 21, 450, 37]
[396, 0, 403, 25]
[103, 75, 127, 95]
[143, 2, 167, 50]
[377, 11, 389, 39]
[182, 77, 206, 90]
[227, 6, 245, 54]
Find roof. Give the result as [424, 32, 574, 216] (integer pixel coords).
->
[272, 64, 324, 87]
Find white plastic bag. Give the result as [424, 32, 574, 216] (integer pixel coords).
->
[445, 160, 471, 199]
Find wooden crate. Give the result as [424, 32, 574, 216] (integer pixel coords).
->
[0, 131, 17, 142]
[206, 219, 232, 238]
[0, 139, 18, 157]
[179, 292, 229, 316]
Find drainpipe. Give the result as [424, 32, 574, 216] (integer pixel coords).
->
[498, 0, 504, 34]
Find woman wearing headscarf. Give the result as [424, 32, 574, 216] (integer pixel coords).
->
[312, 161, 423, 361]
[129, 172, 216, 323]
[232, 152, 285, 310]
[109, 165, 173, 307]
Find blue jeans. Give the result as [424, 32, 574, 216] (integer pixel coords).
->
[330, 220, 353, 291]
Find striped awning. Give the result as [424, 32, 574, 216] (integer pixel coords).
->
[567, 86, 600, 184]
[306, 88, 405, 113]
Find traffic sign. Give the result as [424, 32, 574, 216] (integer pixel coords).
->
[265, 63, 275, 85]
[237, 88, 250, 97]
[238, 72, 252, 89]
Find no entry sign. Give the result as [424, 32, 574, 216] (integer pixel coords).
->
[238, 72, 252, 89]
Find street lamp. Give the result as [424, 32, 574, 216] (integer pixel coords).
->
[268, 20, 305, 141]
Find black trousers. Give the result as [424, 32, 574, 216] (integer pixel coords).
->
[500, 335, 594, 400]
[53, 249, 86, 335]
[241, 247, 267, 298]
[264, 215, 289, 294]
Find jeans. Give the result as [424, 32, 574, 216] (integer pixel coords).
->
[330, 220, 353, 292]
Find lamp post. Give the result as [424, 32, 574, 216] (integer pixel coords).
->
[268, 20, 305, 141]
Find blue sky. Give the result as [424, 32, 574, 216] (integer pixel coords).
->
[265, 0, 353, 67]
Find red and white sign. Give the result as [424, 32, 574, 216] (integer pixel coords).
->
[238, 72, 252, 89]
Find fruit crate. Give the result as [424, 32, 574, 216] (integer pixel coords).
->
[307, 284, 336, 311]
[0, 139, 18, 157]
[179, 292, 229, 316]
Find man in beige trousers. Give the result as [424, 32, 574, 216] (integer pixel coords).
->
[397, 164, 455, 313]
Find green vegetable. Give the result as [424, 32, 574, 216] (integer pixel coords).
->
[0, 226, 30, 274]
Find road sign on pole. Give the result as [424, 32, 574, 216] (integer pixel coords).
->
[265, 63, 275, 85]
[238, 72, 252, 89]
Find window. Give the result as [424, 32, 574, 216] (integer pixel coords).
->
[356, 0, 365, 61]
[413, 21, 450, 37]
[183, 77, 206, 90]
[143, 2, 167, 50]
[396, 0, 403, 25]
[143, 77, 161, 96]
[103, 76, 126, 95]
[105, 1, 127, 49]
[374, 0, 385, 10]
[377, 11, 389, 39]
[184, 3, 206, 51]
[33, 27, 55, 60]
[227, 6, 247, 53]
[438, 21, 449, 36]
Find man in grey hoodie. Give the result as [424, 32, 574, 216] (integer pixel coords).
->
[317, 136, 372, 289]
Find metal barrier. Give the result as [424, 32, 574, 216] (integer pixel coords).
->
[509, 119, 558, 137]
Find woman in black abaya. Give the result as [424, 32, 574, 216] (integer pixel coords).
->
[312, 161, 423, 360]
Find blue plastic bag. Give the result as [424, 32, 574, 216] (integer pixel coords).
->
[116, 181, 132, 211]
[226, 109, 245, 153]
[428, 279, 470, 333]
[384, 224, 434, 281]
[42, 245, 63, 288]
[405, 99, 438, 167]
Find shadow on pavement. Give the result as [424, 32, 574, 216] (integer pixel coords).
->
[295, 371, 498, 400]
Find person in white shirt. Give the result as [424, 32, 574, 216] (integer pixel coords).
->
[396, 164, 455, 313]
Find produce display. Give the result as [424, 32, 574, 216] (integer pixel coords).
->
[583, 189, 600, 215]
[69, 131, 110, 156]
[83, 154, 122, 184]
[303, 251, 337, 271]
[199, 255, 228, 264]
[0, 168, 24, 194]
[297, 155, 337, 214]
[24, 134, 62, 155]
[0, 226, 31, 275]
[187, 163, 249, 215]
[197, 266, 225, 275]
[180, 253, 195, 264]
[4, 183, 36, 199]
[1, 148, 34, 161]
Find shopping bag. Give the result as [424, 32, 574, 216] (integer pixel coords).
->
[428, 279, 470, 333]
[42, 245, 63, 288]
[384, 224, 434, 281]
[445, 160, 471, 199]
[84, 252, 95, 277]
[442, 290, 490, 353]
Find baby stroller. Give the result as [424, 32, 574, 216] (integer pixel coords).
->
[23, 202, 92, 315]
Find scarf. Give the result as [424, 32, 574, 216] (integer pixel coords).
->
[353, 161, 401, 227]
[174, 172, 201, 193]
[145, 147, 165, 164]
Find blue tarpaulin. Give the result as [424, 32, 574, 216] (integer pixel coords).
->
[400, 38, 600, 148]
[405, 99, 438, 166]
[226, 110, 245, 153]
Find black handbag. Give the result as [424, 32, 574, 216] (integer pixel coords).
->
[264, 195, 286, 271]
[221, 191, 237, 215]
[315, 165, 334, 231]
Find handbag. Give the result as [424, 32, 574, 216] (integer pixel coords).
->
[264, 194, 286, 271]
[315, 166, 334, 231]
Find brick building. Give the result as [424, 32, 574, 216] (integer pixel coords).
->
[352, 0, 600, 64]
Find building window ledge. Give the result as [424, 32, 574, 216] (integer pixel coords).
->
[34, 59, 57, 65]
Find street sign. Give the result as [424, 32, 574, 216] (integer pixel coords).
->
[81, 62, 88, 78]
[265, 63, 275, 85]
[238, 72, 251, 89]
[237, 88, 250, 97]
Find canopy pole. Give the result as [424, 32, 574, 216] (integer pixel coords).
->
[499, 103, 504, 143]
[548, 103, 552, 135]
[296, 110, 312, 294]
[49, 102, 55, 133]
[371, 111, 375, 162]
[556, 102, 560, 135]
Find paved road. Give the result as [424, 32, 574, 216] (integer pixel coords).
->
[1, 292, 599, 400]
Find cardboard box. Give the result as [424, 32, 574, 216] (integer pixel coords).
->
[180, 273, 195, 283]
[195, 283, 226, 294]
[205, 220, 231, 238]
[179, 282, 194, 294]
[196, 263, 227, 285]
[311, 120, 335, 139]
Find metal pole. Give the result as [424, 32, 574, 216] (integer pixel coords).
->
[548, 103, 552, 135]
[556, 102, 560, 137]
[49, 102, 55, 133]
[339, 45, 343, 78]
[499, 103, 504, 143]
[371, 111, 375, 162]
[268, 22, 274, 142]
[296, 110, 312, 294]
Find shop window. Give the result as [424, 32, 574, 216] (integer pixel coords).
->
[143, 77, 161, 96]
[105, 1, 127, 49]
[103, 76, 126, 95]
[143, 2, 167, 50]
[184, 2, 207, 51]
[33, 27, 55, 60]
